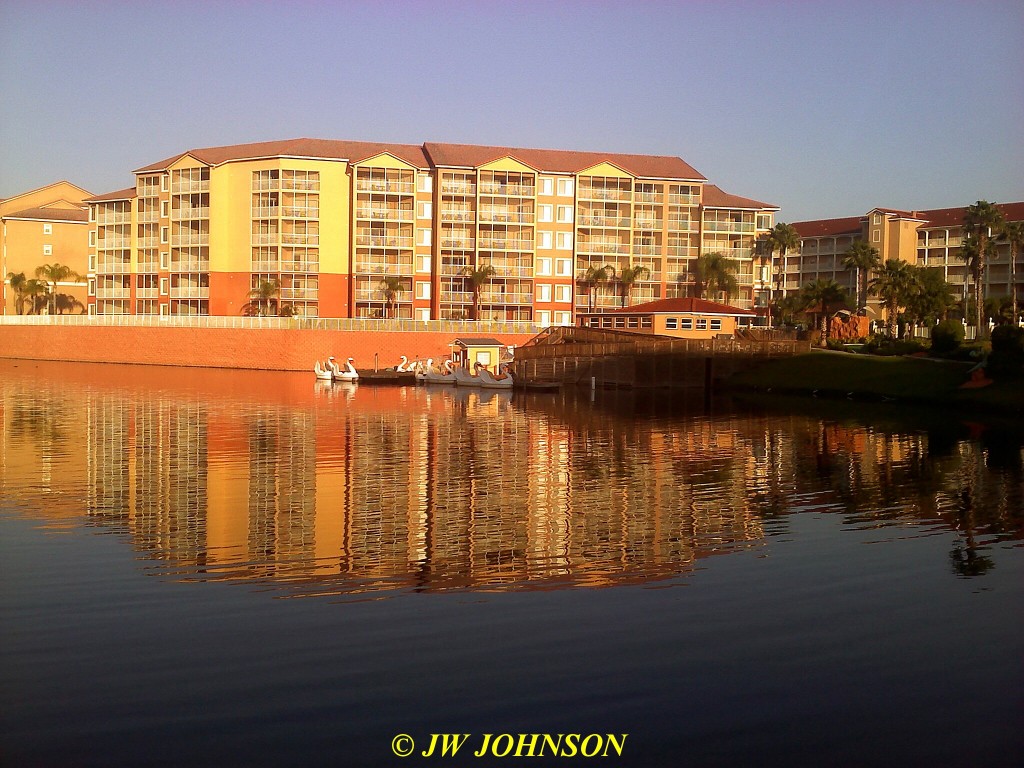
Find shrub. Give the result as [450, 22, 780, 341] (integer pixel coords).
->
[931, 320, 965, 354]
[988, 324, 1024, 376]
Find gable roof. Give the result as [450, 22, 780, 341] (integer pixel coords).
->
[702, 184, 778, 211]
[599, 297, 756, 316]
[916, 201, 1024, 228]
[134, 138, 432, 173]
[84, 187, 137, 203]
[2, 206, 88, 222]
[423, 141, 706, 180]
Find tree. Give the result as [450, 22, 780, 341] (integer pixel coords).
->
[463, 264, 496, 320]
[904, 267, 955, 328]
[761, 222, 801, 325]
[614, 264, 650, 307]
[379, 275, 405, 319]
[841, 240, 881, 313]
[997, 219, 1024, 326]
[961, 200, 1005, 339]
[246, 278, 280, 316]
[53, 293, 85, 315]
[580, 264, 614, 312]
[984, 295, 1013, 326]
[693, 252, 739, 300]
[870, 259, 919, 338]
[7, 272, 28, 315]
[34, 263, 82, 315]
[799, 278, 848, 346]
[23, 279, 50, 314]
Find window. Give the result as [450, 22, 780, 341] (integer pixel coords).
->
[557, 178, 574, 197]
[43, 244, 52, 256]
[556, 205, 574, 224]
[417, 174, 433, 193]
[665, 317, 678, 329]
[415, 282, 431, 300]
[873, 214, 881, 225]
[537, 284, 552, 302]
[538, 204, 553, 222]
[88, 254, 96, 271]
[537, 231, 553, 249]
[539, 178, 554, 196]
[89, 207, 96, 222]
[615, 317, 625, 328]
[555, 258, 572, 276]
[756, 214, 771, 230]
[697, 319, 707, 330]
[161, 175, 168, 192]
[160, 227, 168, 244]
[416, 254, 432, 273]
[681, 318, 693, 330]
[417, 228, 432, 246]
[160, 278, 169, 295]
[89, 231, 96, 247]
[554, 311, 572, 325]
[872, 229, 880, 243]
[537, 310, 551, 326]
[43, 223, 53, 235]
[160, 252, 169, 270]
[556, 232, 573, 250]
[536, 257, 552, 276]
[555, 284, 572, 303]
[710, 319, 722, 330]
[417, 201, 432, 219]
[161, 200, 169, 218]
[416, 308, 431, 321]
[88, 279, 96, 296]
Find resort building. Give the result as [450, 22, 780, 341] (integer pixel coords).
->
[577, 297, 757, 339]
[83, 138, 778, 322]
[785, 202, 1024, 318]
[1, 181, 92, 315]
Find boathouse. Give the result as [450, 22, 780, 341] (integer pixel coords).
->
[576, 297, 757, 340]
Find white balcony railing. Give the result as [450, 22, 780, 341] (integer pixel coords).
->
[95, 286, 131, 299]
[171, 180, 209, 194]
[478, 183, 535, 197]
[169, 286, 211, 299]
[355, 235, 414, 248]
[97, 237, 130, 249]
[95, 262, 132, 274]
[169, 261, 210, 272]
[355, 179, 414, 194]
[170, 233, 209, 247]
[172, 206, 210, 220]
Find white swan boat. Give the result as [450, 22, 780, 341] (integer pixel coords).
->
[314, 357, 337, 381]
[452, 364, 481, 386]
[418, 359, 457, 385]
[333, 357, 359, 382]
[475, 363, 514, 390]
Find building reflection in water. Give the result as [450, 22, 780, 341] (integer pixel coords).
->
[1, 361, 1021, 595]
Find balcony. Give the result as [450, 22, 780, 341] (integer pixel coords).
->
[251, 260, 279, 272]
[632, 244, 661, 256]
[666, 246, 697, 258]
[136, 287, 160, 299]
[280, 287, 318, 300]
[440, 262, 471, 276]
[252, 233, 279, 245]
[441, 290, 474, 304]
[668, 193, 699, 205]
[667, 219, 693, 231]
[578, 240, 629, 255]
[169, 286, 211, 299]
[171, 180, 209, 194]
[635, 218, 663, 230]
[252, 179, 280, 192]
[479, 210, 534, 224]
[172, 206, 210, 220]
[355, 179, 414, 194]
[280, 261, 320, 273]
[281, 178, 319, 191]
[479, 182, 535, 197]
[579, 215, 630, 228]
[137, 211, 160, 223]
[355, 235, 414, 249]
[97, 237, 130, 249]
[441, 210, 474, 222]
[281, 233, 319, 245]
[704, 221, 756, 234]
[441, 181, 476, 195]
[137, 261, 160, 273]
[94, 212, 131, 224]
[480, 291, 533, 305]
[634, 191, 663, 203]
[137, 236, 159, 248]
[169, 260, 210, 272]
[478, 239, 533, 251]
[281, 206, 319, 218]
[579, 186, 631, 201]
[356, 207, 415, 221]
[487, 264, 533, 278]
[354, 260, 414, 274]
[95, 262, 131, 274]
[441, 238, 475, 250]
[171, 233, 209, 247]
[95, 286, 131, 299]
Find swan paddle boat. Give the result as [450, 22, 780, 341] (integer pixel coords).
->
[474, 362, 514, 390]
[418, 359, 457, 385]
[333, 357, 359, 383]
[314, 356, 338, 381]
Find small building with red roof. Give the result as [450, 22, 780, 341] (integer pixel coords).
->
[576, 297, 757, 339]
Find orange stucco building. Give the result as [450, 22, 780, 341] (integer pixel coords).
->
[1, 181, 92, 315]
[84, 138, 778, 322]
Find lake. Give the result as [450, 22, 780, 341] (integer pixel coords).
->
[1, 359, 1021, 767]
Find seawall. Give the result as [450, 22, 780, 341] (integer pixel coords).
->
[0, 316, 540, 371]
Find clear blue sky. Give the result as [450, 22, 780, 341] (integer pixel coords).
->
[2, 0, 1021, 221]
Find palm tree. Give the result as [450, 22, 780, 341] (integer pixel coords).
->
[247, 278, 280, 316]
[870, 259, 920, 338]
[693, 252, 739, 301]
[463, 264, 496, 320]
[961, 200, 1005, 339]
[998, 219, 1024, 326]
[761, 222, 801, 324]
[614, 264, 650, 307]
[842, 239, 881, 313]
[580, 264, 614, 312]
[23, 279, 50, 314]
[799, 278, 848, 346]
[7, 272, 28, 315]
[379, 275, 405, 319]
[34, 263, 82, 315]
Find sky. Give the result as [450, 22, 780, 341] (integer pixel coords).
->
[1, 0, 1021, 222]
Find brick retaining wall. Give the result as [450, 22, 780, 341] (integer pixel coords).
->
[0, 323, 538, 371]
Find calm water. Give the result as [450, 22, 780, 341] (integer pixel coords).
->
[1, 359, 1022, 767]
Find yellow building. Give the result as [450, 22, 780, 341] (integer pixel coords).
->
[1, 181, 92, 315]
[788, 202, 1024, 323]
[578, 297, 757, 339]
[84, 138, 778, 321]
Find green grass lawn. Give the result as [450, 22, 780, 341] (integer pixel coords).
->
[728, 351, 1023, 414]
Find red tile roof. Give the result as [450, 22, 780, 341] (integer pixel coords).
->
[2, 206, 88, 222]
[599, 297, 756, 316]
[130, 138, 705, 180]
[134, 138, 432, 173]
[84, 188, 137, 203]
[917, 201, 1024, 228]
[792, 216, 865, 239]
[701, 184, 778, 210]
